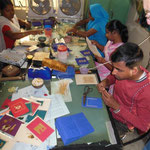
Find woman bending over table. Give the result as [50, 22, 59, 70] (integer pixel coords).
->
[0, 0, 43, 51]
[67, 3, 109, 57]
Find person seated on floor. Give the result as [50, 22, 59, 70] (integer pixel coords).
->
[67, 3, 109, 57]
[97, 42, 150, 135]
[92, 20, 128, 94]
[0, 0, 43, 51]
[143, 0, 150, 25]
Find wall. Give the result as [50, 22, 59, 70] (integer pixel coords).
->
[126, 1, 150, 69]
[88, 0, 131, 24]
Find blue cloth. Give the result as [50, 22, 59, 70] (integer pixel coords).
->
[143, 140, 150, 150]
[87, 4, 109, 57]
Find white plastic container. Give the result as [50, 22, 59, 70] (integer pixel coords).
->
[57, 45, 68, 63]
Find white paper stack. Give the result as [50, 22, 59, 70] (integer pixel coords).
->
[0, 49, 26, 67]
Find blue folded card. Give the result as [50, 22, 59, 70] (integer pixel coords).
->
[80, 49, 92, 56]
[55, 112, 94, 145]
[75, 57, 89, 66]
[82, 97, 103, 109]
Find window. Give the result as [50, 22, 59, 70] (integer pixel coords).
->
[13, 0, 28, 7]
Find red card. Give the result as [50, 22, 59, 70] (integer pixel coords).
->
[26, 116, 54, 142]
[1, 95, 12, 109]
[8, 98, 29, 118]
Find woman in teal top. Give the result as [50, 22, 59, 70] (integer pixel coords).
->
[67, 3, 109, 57]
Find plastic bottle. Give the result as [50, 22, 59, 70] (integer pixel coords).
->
[57, 45, 68, 63]
[44, 25, 52, 37]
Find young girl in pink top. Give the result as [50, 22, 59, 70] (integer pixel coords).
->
[91, 20, 128, 94]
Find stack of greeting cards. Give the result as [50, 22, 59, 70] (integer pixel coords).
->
[56, 112, 94, 145]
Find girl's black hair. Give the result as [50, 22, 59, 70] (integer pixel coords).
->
[0, 0, 13, 10]
[106, 20, 128, 43]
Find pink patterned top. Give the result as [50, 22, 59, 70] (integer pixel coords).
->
[96, 41, 123, 81]
[96, 41, 123, 94]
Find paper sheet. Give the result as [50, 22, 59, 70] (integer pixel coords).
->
[14, 124, 42, 146]
[20, 36, 38, 46]
[29, 97, 51, 111]
[32, 52, 50, 61]
[45, 94, 70, 120]
[0, 49, 26, 67]
[75, 74, 98, 85]
[86, 37, 102, 57]
[0, 132, 15, 150]
[51, 79, 73, 102]
[12, 85, 50, 101]
[47, 119, 57, 148]
[106, 121, 117, 144]
[11, 142, 37, 150]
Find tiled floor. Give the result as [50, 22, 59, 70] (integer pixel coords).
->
[122, 131, 146, 150]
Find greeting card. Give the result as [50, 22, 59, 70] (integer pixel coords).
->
[8, 98, 29, 118]
[14, 124, 41, 146]
[80, 49, 92, 56]
[0, 95, 11, 109]
[0, 114, 23, 136]
[26, 116, 54, 142]
[0, 139, 6, 149]
[75, 58, 89, 66]
[82, 97, 103, 109]
[86, 37, 102, 57]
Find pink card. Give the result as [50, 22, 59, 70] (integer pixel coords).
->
[26, 116, 54, 142]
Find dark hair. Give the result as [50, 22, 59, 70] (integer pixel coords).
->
[0, 0, 13, 10]
[111, 42, 143, 69]
[106, 20, 128, 43]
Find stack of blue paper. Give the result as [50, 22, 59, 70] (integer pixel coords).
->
[52, 66, 75, 79]
[55, 112, 94, 145]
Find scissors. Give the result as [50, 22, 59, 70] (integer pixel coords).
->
[83, 86, 93, 105]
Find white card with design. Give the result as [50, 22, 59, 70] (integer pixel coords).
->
[75, 74, 98, 85]
[14, 124, 42, 146]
